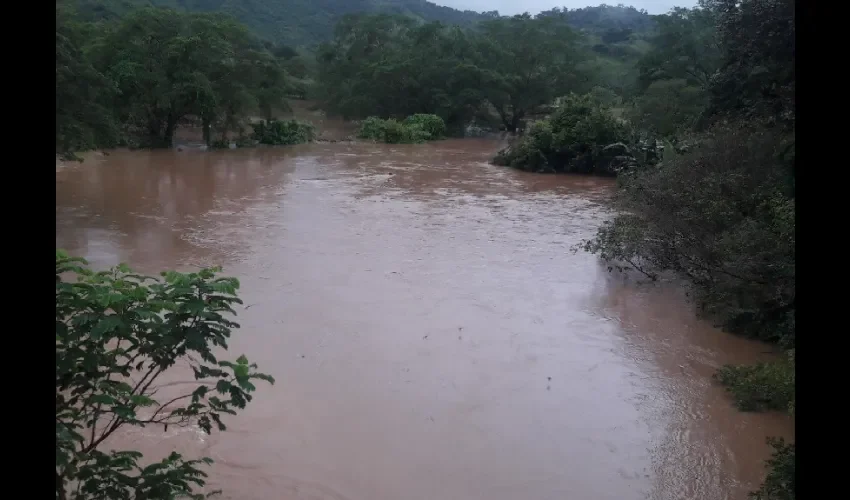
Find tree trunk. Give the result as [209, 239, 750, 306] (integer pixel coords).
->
[202, 116, 212, 146]
[163, 117, 177, 148]
[511, 111, 525, 135]
[220, 122, 230, 143]
[147, 119, 162, 144]
[495, 105, 513, 132]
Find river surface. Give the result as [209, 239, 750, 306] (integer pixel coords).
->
[56, 139, 792, 500]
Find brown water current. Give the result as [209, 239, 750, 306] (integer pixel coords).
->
[56, 139, 793, 500]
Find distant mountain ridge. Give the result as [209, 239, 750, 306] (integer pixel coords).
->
[68, 0, 493, 46]
[68, 1, 657, 48]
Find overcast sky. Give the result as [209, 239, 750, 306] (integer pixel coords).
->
[431, 1, 696, 16]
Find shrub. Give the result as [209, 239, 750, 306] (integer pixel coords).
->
[492, 121, 554, 171]
[403, 114, 446, 138]
[492, 93, 631, 174]
[715, 351, 795, 412]
[380, 119, 414, 144]
[251, 119, 315, 145]
[357, 116, 432, 144]
[357, 116, 389, 141]
[404, 125, 432, 144]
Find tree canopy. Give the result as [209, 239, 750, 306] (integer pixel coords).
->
[67, 0, 491, 47]
[56, 5, 301, 153]
[315, 12, 590, 133]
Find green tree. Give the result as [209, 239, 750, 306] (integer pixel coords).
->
[636, 6, 721, 91]
[475, 13, 583, 132]
[56, 250, 274, 499]
[68, 0, 491, 47]
[581, 3, 795, 497]
[316, 14, 485, 132]
[702, 0, 795, 127]
[316, 14, 414, 119]
[582, 124, 794, 343]
[493, 93, 630, 174]
[56, 4, 119, 156]
[627, 79, 707, 138]
[88, 8, 283, 147]
[394, 23, 487, 132]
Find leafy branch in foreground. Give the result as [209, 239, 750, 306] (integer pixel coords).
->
[56, 250, 274, 500]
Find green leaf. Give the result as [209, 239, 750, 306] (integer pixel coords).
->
[131, 394, 156, 407]
[91, 394, 116, 405]
[90, 315, 123, 340]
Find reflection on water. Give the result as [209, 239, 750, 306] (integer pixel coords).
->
[56, 139, 792, 500]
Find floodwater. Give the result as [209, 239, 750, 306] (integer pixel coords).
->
[56, 139, 792, 500]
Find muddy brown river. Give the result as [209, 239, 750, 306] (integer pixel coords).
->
[56, 139, 792, 500]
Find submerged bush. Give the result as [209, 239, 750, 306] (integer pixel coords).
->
[381, 119, 421, 144]
[493, 121, 554, 171]
[492, 93, 631, 175]
[357, 116, 388, 141]
[357, 115, 436, 144]
[715, 350, 795, 412]
[750, 438, 795, 500]
[251, 119, 315, 145]
[403, 114, 446, 138]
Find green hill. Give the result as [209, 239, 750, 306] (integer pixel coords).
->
[68, 1, 659, 49]
[68, 0, 493, 47]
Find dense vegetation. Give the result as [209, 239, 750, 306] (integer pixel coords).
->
[56, 250, 273, 499]
[316, 12, 599, 134]
[68, 0, 492, 47]
[68, 1, 662, 49]
[357, 114, 446, 144]
[579, 2, 795, 497]
[58, 2, 661, 153]
[492, 93, 632, 174]
[56, 3, 308, 156]
[252, 119, 316, 145]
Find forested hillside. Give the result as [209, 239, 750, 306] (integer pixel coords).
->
[67, 1, 661, 48]
[67, 0, 493, 46]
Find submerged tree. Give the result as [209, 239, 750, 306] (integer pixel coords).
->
[56, 250, 274, 499]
